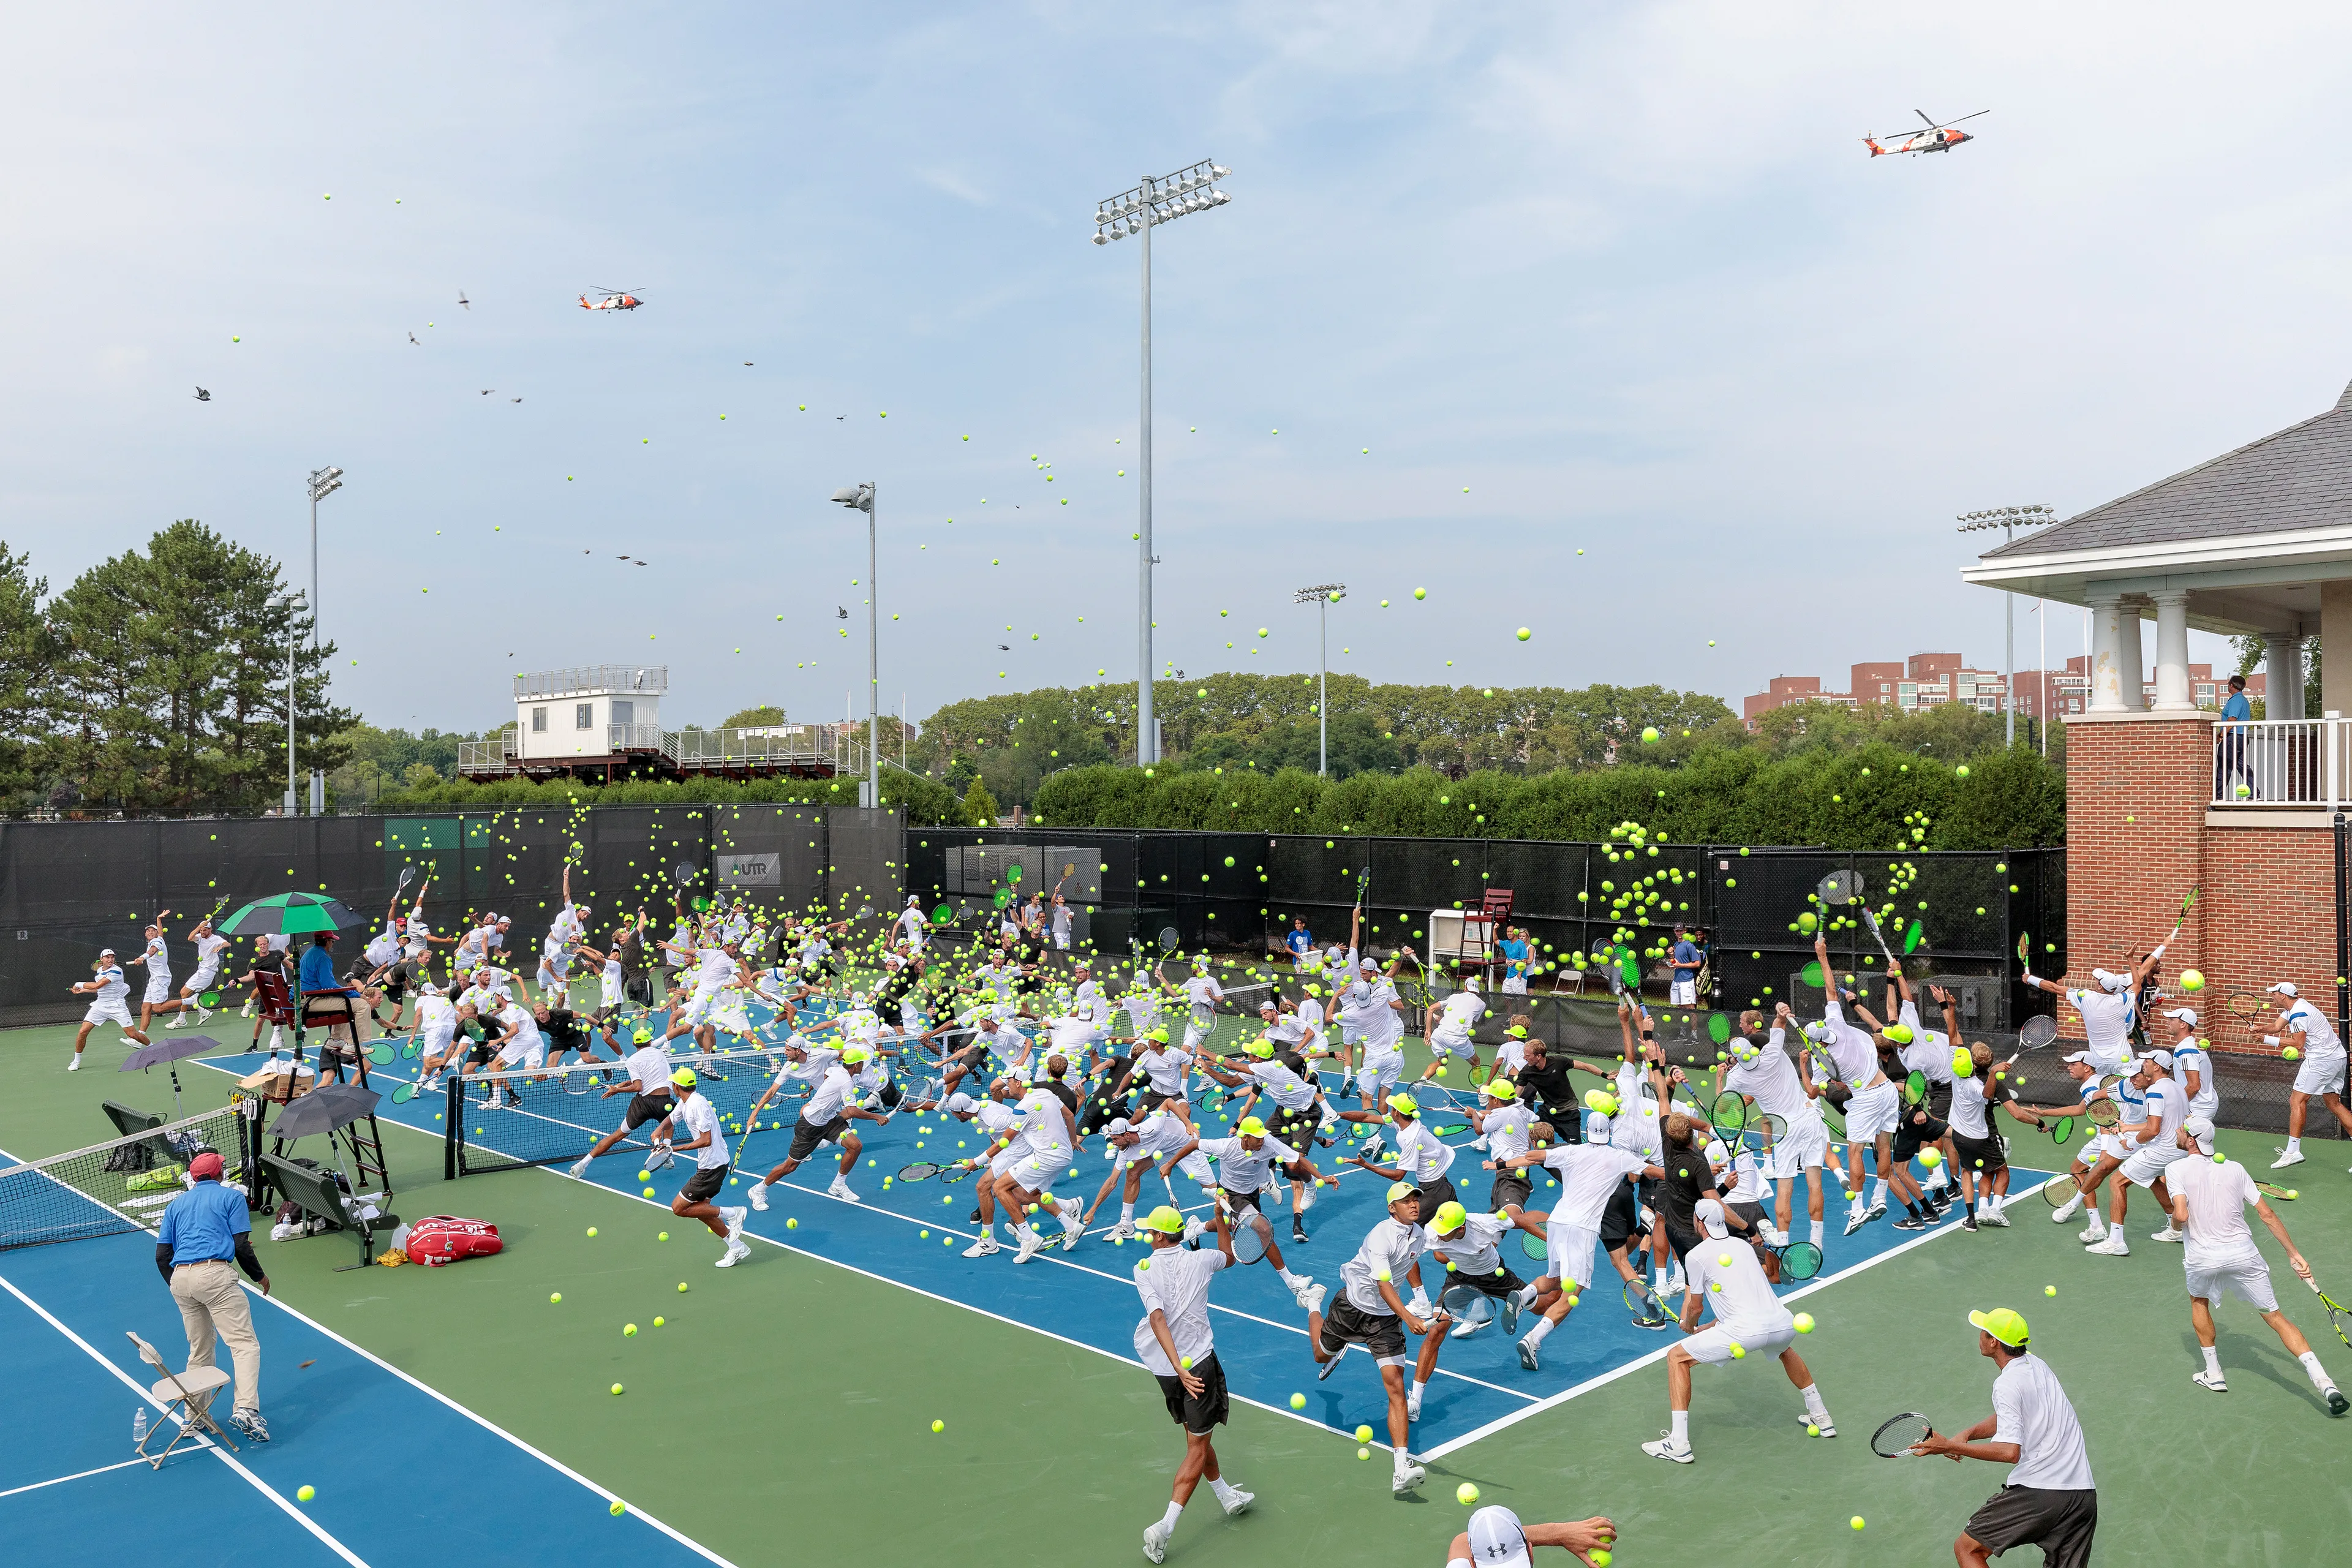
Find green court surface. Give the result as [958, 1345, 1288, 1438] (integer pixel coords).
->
[7, 1011, 2348, 1567]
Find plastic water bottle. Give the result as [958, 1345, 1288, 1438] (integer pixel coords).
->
[132, 1408, 148, 1447]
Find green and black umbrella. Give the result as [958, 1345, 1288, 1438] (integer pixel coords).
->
[219, 891, 358, 937]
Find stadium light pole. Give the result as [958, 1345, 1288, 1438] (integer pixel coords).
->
[1094, 159, 1233, 768]
[1957, 503, 2057, 746]
[831, 483, 880, 809]
[306, 466, 342, 813]
[1294, 584, 1346, 776]
[275, 590, 305, 816]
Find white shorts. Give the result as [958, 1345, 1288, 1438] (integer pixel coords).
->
[1183, 1019, 1212, 1053]
[601, 975, 625, 1011]
[1844, 1080, 1901, 1142]
[2292, 1050, 2348, 1097]
[421, 1024, 458, 1060]
[679, 987, 722, 1027]
[1765, 1109, 1831, 1176]
[2186, 1255, 2278, 1312]
[1544, 1220, 1600, 1291]
[1430, 1030, 1476, 1061]
[496, 1038, 546, 1070]
[143, 974, 172, 1005]
[710, 1004, 753, 1037]
[1011, 1150, 1072, 1194]
[1501, 976, 1528, 996]
[1670, 979, 1697, 1006]
[989, 1139, 1030, 1179]
[1685, 1320, 1797, 1366]
[537, 965, 565, 993]
[186, 965, 221, 995]
[2120, 1144, 2187, 1188]
[84, 998, 135, 1028]
[1053, 932, 1071, 950]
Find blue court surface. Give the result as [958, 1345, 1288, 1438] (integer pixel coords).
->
[0, 1169, 727, 1567]
[190, 1022, 2048, 1461]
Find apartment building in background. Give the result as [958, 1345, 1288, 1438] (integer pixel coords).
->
[1743, 652, 2261, 728]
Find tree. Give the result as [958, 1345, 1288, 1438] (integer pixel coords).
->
[722, 704, 787, 728]
[0, 540, 51, 808]
[963, 778, 1000, 826]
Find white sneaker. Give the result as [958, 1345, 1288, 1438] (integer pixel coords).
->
[2193, 1369, 2228, 1393]
[1291, 1275, 1321, 1310]
[747, 1181, 770, 1211]
[485, 1091, 508, 1109]
[962, 1235, 1000, 1258]
[66, 1055, 80, 1071]
[1219, 1484, 1253, 1517]
[1182, 1216, 1207, 1246]
[1060, 1207, 1084, 1252]
[1760, 1225, 1790, 1248]
[1405, 1387, 1423, 1421]
[569, 1155, 594, 1179]
[2078, 1221, 2108, 1243]
[1863, 1201, 1887, 1222]
[1843, 1209, 1868, 1237]
[1795, 1411, 1838, 1437]
[1517, 1335, 1540, 1372]
[723, 1206, 747, 1242]
[2272, 1148, 2307, 1169]
[1642, 1433, 1694, 1464]
[2084, 1233, 2130, 1257]
[1978, 1209, 2010, 1228]
[1142, 1521, 1170, 1564]
[2049, 1193, 2082, 1223]
[715, 1240, 750, 1268]
[166, 1014, 186, 1029]
[1449, 1315, 1486, 1339]
[1014, 1229, 1047, 1264]
[194, 1006, 213, 1023]
[828, 1178, 858, 1203]
[1297, 1183, 1316, 1214]
[2150, 1226, 2183, 1244]
[1109, 1219, 1138, 1242]
[1391, 1458, 1427, 1494]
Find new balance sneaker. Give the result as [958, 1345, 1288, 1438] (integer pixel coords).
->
[746, 1180, 770, 1211]
[715, 1240, 750, 1268]
[2150, 1226, 2183, 1244]
[2193, 1370, 2228, 1393]
[1517, 1334, 1541, 1372]
[827, 1177, 858, 1203]
[2084, 1232, 2130, 1257]
[961, 1235, 1001, 1258]
[1391, 1457, 1427, 1494]
[1109, 1219, 1138, 1242]
[1641, 1432, 1694, 1464]
[2272, 1148, 2307, 1170]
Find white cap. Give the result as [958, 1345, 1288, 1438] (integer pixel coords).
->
[2270, 981, 2300, 998]
[1587, 1112, 1613, 1141]
[1359, 955, 1379, 971]
[1694, 1197, 1730, 1238]
[2149, 1049, 2174, 1070]
[2092, 968, 2128, 993]
[2182, 1114, 2217, 1153]
[99, 947, 116, 957]
[1325, 945, 1344, 962]
[2062, 1050, 2095, 1065]
[1803, 1020, 1834, 1044]
[944, 1091, 977, 1115]
[1104, 1117, 1133, 1137]
[2163, 1006, 2198, 1027]
[1259, 998, 1278, 1012]
[1466, 1505, 1532, 1568]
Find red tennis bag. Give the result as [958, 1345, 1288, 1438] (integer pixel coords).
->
[402, 1215, 502, 1267]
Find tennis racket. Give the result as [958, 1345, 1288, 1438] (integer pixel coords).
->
[1902, 1069, 1929, 1108]
[2016, 929, 2031, 969]
[1869, 1412, 1935, 1458]
[401, 1039, 420, 1058]
[1157, 927, 1181, 954]
[643, 1141, 677, 1172]
[1742, 1111, 1787, 1156]
[897, 1161, 944, 1182]
[1818, 869, 1862, 908]
[1902, 919, 1926, 956]
[930, 902, 955, 926]
[2047, 1115, 2076, 1147]
[396, 864, 417, 898]
[1861, 908, 1898, 968]
[2040, 1170, 2079, 1207]
[2223, 990, 2263, 1029]
[1623, 1278, 1670, 1325]
[369, 1042, 395, 1064]
[1817, 1098, 1846, 1141]
[2084, 1096, 2120, 1129]
[1228, 1210, 1271, 1264]
[2254, 1181, 2297, 1201]
[1709, 1090, 1750, 1134]
[1519, 1229, 1549, 1262]
[2016, 1015, 2058, 1052]
[2305, 1278, 2352, 1351]
[1776, 1240, 1823, 1281]
[1354, 864, 1372, 911]
[1707, 1012, 1733, 1047]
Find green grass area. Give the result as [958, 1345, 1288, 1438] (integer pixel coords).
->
[6, 1011, 2348, 1566]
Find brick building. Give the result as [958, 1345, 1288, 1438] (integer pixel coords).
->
[1743, 652, 2011, 725]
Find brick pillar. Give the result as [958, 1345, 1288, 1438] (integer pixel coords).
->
[2061, 714, 2212, 1007]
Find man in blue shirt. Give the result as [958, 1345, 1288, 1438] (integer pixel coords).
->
[298, 929, 366, 1074]
[2215, 674, 2256, 799]
[1668, 925, 1703, 1008]
[1496, 927, 1532, 995]
[1282, 916, 1314, 972]
[155, 1150, 271, 1441]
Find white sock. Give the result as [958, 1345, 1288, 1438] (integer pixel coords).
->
[1208, 1476, 1238, 1505]
[1515, 1281, 1542, 1308]
[1280, 1268, 1303, 1287]
[1159, 1499, 1184, 1531]
[2202, 1345, 2223, 1377]
[1809, 1219, 1825, 1247]
[1669, 1409, 1689, 1442]
[2299, 1351, 2334, 1392]
[1014, 1223, 1038, 1246]
[1801, 1382, 1829, 1419]
[1121, 1201, 1136, 1224]
[1868, 1179, 1885, 1208]
[2287, 1137, 2303, 1155]
[1411, 1377, 1428, 1404]
[1525, 1316, 1556, 1347]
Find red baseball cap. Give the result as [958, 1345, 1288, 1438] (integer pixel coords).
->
[188, 1151, 225, 1180]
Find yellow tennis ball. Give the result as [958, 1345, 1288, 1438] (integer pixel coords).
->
[643, 1186, 655, 1197]
[678, 1282, 689, 1292]
[297, 1485, 315, 1502]
[1358, 1446, 1371, 1460]
[1806, 1422, 1820, 1436]
[1515, 628, 1531, 641]
[609, 1500, 625, 1516]
[1793, 1312, 1815, 1333]
[2284, 1046, 2302, 1060]
[652, 1316, 664, 1327]
[1457, 1482, 1480, 1505]
[1920, 1149, 1942, 1168]
[549, 1292, 562, 1304]
[786, 1217, 798, 1229]
[1355, 1423, 1374, 1442]
[2180, 968, 2205, 992]
[658, 1232, 668, 1241]
[1717, 1253, 1733, 1267]
[611, 1384, 625, 1395]
[1730, 1343, 1746, 1359]
[1290, 1392, 1306, 1410]
[1413, 587, 1427, 600]
[931, 1419, 944, 1433]
[2045, 1284, 2057, 1297]
[624, 1323, 638, 1336]
[586, 1227, 598, 1237]
[637, 1170, 650, 1181]
[1850, 1517, 1866, 1531]
[1952, 1050, 1976, 1079]
[1591, 1553, 1611, 1568]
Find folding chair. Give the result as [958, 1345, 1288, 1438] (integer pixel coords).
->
[125, 1330, 238, 1467]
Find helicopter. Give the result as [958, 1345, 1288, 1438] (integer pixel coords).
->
[579, 287, 645, 312]
[1864, 109, 1988, 157]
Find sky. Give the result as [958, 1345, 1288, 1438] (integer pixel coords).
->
[6, 2, 2349, 736]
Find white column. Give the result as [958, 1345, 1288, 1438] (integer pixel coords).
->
[2087, 592, 2127, 711]
[2152, 590, 2193, 710]
[2266, 632, 2302, 720]
[2116, 599, 2147, 710]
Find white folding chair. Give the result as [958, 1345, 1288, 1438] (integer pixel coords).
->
[126, 1330, 238, 1468]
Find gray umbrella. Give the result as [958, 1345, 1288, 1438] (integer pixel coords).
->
[268, 1081, 381, 1140]
[120, 1033, 223, 1115]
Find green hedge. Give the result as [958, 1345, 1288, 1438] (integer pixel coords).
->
[1030, 742, 2062, 851]
[374, 770, 962, 825]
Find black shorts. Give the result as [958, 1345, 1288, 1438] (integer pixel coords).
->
[1268, 1102, 1319, 1149]
[1317, 1295, 1408, 1361]
[1599, 1177, 1647, 1250]
[624, 1093, 676, 1131]
[679, 1164, 729, 1205]
[1415, 1174, 1458, 1221]
[1449, 1262, 1527, 1300]
[1964, 1487, 2098, 1568]
[787, 1114, 850, 1163]
[1155, 1352, 1231, 1434]
[1952, 1129, 2007, 1175]
[1659, 1218, 1701, 1263]
[1728, 1198, 1768, 1231]
[379, 964, 411, 1000]
[1219, 1186, 1265, 1218]
[1490, 1171, 1532, 1212]
[1894, 1112, 1951, 1163]
[625, 973, 655, 1006]
[466, 1040, 496, 1068]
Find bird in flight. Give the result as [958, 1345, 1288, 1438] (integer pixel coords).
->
[459, 291, 470, 309]
[835, 606, 849, 619]
[511, 397, 522, 404]
[480, 389, 494, 396]
[997, 644, 1010, 651]
[193, 387, 211, 401]
[835, 415, 845, 421]
[744, 361, 753, 366]
[408, 332, 420, 345]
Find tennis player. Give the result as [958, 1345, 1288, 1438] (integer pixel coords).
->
[2168, 1115, 2347, 1413]
[1503, 1120, 1662, 1371]
[2265, 979, 2352, 1169]
[1347, 1094, 1458, 1222]
[1722, 1005, 1828, 1248]
[1084, 1111, 1215, 1238]
[1947, 1042, 2015, 1229]
[1641, 1199, 1832, 1463]
[745, 1043, 892, 1207]
[647, 1068, 750, 1268]
[1809, 937, 1900, 1237]
[1446, 1506, 1617, 1568]
[568, 1027, 678, 1178]
[69, 946, 148, 1068]
[1168, 1117, 1321, 1305]
[1422, 986, 1488, 1084]
[1911, 1308, 2097, 1568]
[1134, 1204, 1251, 1563]
[987, 1074, 1087, 1262]
[1301, 1181, 1445, 1494]
[165, 914, 228, 1031]
[1425, 1199, 1551, 1339]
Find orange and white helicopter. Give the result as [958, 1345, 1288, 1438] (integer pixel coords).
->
[1864, 108, 1988, 157]
[579, 287, 645, 312]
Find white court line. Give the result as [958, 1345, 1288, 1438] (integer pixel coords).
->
[0, 1456, 159, 1499]
[0, 1269, 371, 1567]
[1415, 1172, 2055, 1461]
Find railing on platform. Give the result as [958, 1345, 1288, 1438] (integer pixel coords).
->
[2212, 717, 2352, 807]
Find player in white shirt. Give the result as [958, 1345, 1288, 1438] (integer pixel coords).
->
[2021, 933, 2169, 1077]
[1133, 1206, 1252, 1564]
[165, 915, 229, 1030]
[1640, 1199, 1834, 1463]
[2167, 1115, 2346, 1412]
[1805, 936, 1900, 1236]
[129, 914, 178, 1035]
[69, 947, 149, 1068]
[2013, 1052, 2125, 1243]
[1164, 1117, 1322, 1305]
[1910, 1308, 2100, 1568]
[566, 1027, 680, 1174]
[1502, 1125, 1661, 1371]
[978, 1077, 1087, 1262]
[2157, 1006, 2218, 1122]
[1109, 1029, 1197, 1126]
[746, 1043, 894, 1207]
[1049, 889, 1074, 949]
[480, 1001, 548, 1100]
[2264, 979, 2352, 1169]
[2045, 1053, 2160, 1257]
[1424, 1197, 1552, 1340]
[1299, 1182, 1449, 1494]
[646, 1068, 751, 1267]
[1945, 1040, 2019, 1229]
[1721, 1003, 1832, 1249]
[1082, 1110, 1216, 1238]
[1345, 1094, 1460, 1223]
[412, 985, 465, 1089]
[1170, 963, 1225, 1054]
[893, 895, 929, 952]
[1420, 987, 1488, 1082]
[1344, 951, 1411, 1128]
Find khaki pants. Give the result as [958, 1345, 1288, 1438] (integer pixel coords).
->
[169, 1260, 260, 1417]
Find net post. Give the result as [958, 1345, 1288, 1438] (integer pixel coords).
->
[443, 1073, 459, 1182]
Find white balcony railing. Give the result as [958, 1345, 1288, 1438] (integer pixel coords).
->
[609, 723, 669, 754]
[2212, 717, 2352, 808]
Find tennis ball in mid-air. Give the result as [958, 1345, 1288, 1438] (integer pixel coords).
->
[609, 1500, 625, 1516]
[1224, 856, 1235, 867]
[586, 1227, 598, 1237]
[1920, 1149, 1943, 1169]
[1797, 912, 1818, 934]
[611, 1384, 625, 1395]
[2285, 1046, 2302, 1060]
[2045, 1284, 2057, 1297]
[678, 1282, 690, 1293]
[932, 1419, 944, 1433]
[1850, 1517, 1866, 1532]
[658, 1232, 668, 1242]
[624, 1324, 638, 1337]
[1953, 1050, 1976, 1079]
[297, 1485, 315, 1502]
[1457, 1482, 1480, 1505]
[1956, 764, 1971, 778]
[638, 1170, 650, 1181]
[1355, 1423, 1374, 1442]
[643, 1186, 655, 1197]
[1290, 1392, 1306, 1410]
[1515, 628, 1531, 641]
[1641, 726, 1660, 744]
[1413, 587, 1427, 600]
[1358, 1446, 1371, 1460]
[786, 1216, 798, 1228]
[2180, 969, 2206, 992]
[549, 1292, 562, 1304]
[652, 1316, 664, 1327]
[1793, 1312, 1815, 1333]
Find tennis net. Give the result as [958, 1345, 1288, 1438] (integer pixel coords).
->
[0, 1107, 252, 1251]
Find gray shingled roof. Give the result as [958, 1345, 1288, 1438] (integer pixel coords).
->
[1982, 377, 2352, 559]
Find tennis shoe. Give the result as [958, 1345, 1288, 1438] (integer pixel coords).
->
[1142, 1521, 1170, 1564]
[1863, 1200, 1887, 1222]
[962, 1235, 1001, 1258]
[1449, 1314, 1485, 1339]
[568, 1155, 594, 1179]
[2049, 1193, 2082, 1222]
[2077, 1220, 2107, 1243]
[2271, 1148, 2306, 1169]
[192, 1006, 213, 1023]
[2326, 1387, 2348, 1417]
[1291, 1220, 1310, 1244]
[1641, 1432, 1693, 1464]
[715, 1240, 750, 1268]
[1302, 1282, 1329, 1317]
[1109, 1219, 1137, 1241]
[1795, 1411, 1836, 1436]
[1297, 1182, 1316, 1214]
[747, 1180, 770, 1210]
[722, 1206, 747, 1242]
[1959, 1214, 1978, 1232]
[2084, 1233, 2130, 1257]
[827, 1177, 857, 1203]
[1406, 1387, 1423, 1420]
[1635, 1310, 1673, 1332]
[1218, 1484, 1253, 1517]
[1014, 1229, 1047, 1264]
[66, 1055, 80, 1071]
[1517, 1334, 1540, 1371]
[1978, 1208, 2011, 1227]
[228, 1411, 271, 1442]
[2150, 1226, 2183, 1243]
[1759, 1225, 1790, 1248]
[1502, 1294, 1522, 1336]
[2193, 1370, 2228, 1393]
[166, 1014, 185, 1029]
[1182, 1216, 1207, 1246]
[1842, 1210, 1869, 1237]
[1390, 1457, 1427, 1494]
[1893, 1215, 1928, 1232]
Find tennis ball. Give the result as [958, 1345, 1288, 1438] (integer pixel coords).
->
[678, 1282, 689, 1292]
[1956, 764, 1970, 778]
[1953, 1050, 1976, 1079]
[652, 1316, 664, 1327]
[2289, 1189, 2299, 1199]
[549, 1292, 562, 1304]
[610, 1500, 625, 1516]
[1457, 1482, 1480, 1505]
[658, 1232, 668, 1241]
[1355, 1423, 1374, 1442]
[932, 1419, 944, 1433]
[2180, 968, 2206, 992]
[1717, 1252, 1733, 1267]
[2285, 1046, 2302, 1060]
[638, 1170, 650, 1181]
[1807, 1422, 1820, 1436]
[611, 1383, 625, 1395]
[1792, 1311, 1816, 1335]
[1358, 1446, 1371, 1460]
[1591, 1553, 1611, 1568]
[787, 1217, 798, 1228]
[1920, 1148, 1942, 1168]
[643, 1186, 655, 1197]
[1730, 1343, 1746, 1359]
[586, 1227, 598, 1237]
[1413, 587, 1427, 600]
[624, 1323, 638, 1337]
[1641, 726, 1660, 744]
[2045, 1284, 2057, 1296]
[297, 1485, 315, 1502]
[1290, 1392, 1306, 1410]
[1851, 1517, 1865, 1531]
[1515, 627, 1531, 641]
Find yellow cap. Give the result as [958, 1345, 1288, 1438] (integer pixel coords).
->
[1237, 1115, 1268, 1136]
[1884, 1023, 1914, 1044]
[1140, 1205, 1186, 1235]
[1430, 1200, 1467, 1233]
[1246, 1038, 1275, 1058]
[842, 1046, 869, 1065]
[670, 1068, 698, 1088]
[1968, 1306, 2029, 1347]
[1385, 1180, 1420, 1207]
[1387, 1093, 1420, 1118]
[1483, 1078, 1517, 1101]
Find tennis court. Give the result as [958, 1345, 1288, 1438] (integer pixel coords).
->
[6, 999, 2347, 1566]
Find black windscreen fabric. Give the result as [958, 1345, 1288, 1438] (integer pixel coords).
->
[826, 807, 905, 916]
